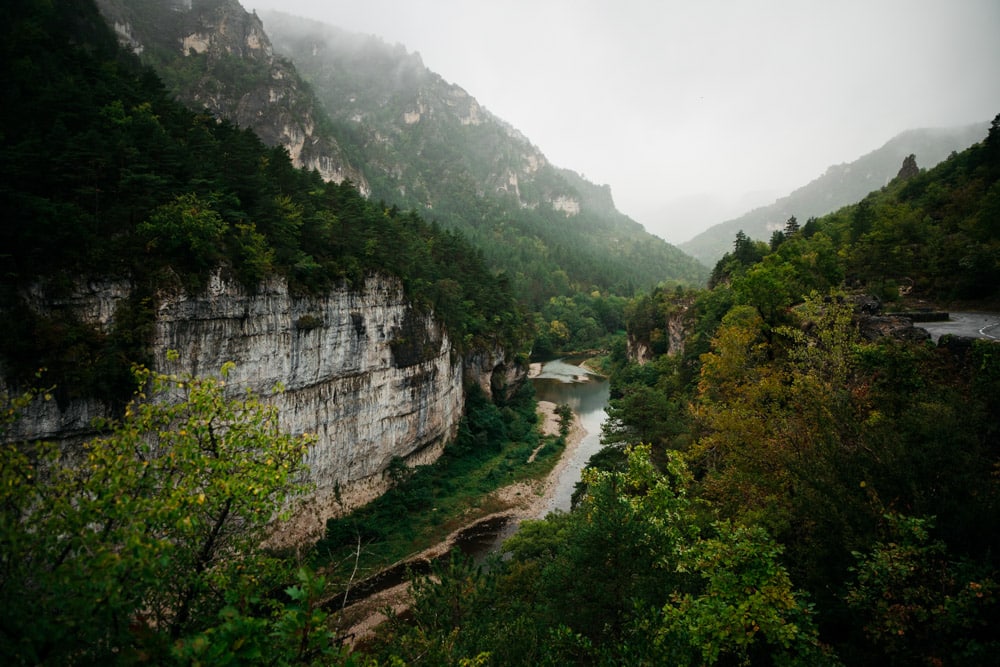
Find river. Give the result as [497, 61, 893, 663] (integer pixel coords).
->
[531, 357, 611, 514]
[334, 358, 610, 620]
[457, 356, 611, 555]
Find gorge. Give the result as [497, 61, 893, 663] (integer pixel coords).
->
[5, 272, 523, 543]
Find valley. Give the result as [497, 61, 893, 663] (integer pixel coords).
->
[1, 1, 998, 664]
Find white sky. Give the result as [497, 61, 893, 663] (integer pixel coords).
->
[248, 0, 1000, 243]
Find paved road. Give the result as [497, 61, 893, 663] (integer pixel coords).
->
[917, 312, 1000, 342]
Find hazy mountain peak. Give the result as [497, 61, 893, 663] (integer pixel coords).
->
[95, 0, 366, 189]
[678, 121, 990, 267]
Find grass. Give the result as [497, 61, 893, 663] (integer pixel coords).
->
[311, 382, 570, 582]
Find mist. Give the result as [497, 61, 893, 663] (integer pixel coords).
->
[248, 0, 1000, 243]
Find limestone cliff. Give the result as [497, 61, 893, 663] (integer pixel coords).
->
[627, 293, 697, 365]
[96, 0, 367, 190]
[4, 273, 519, 541]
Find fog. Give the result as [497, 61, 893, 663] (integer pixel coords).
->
[248, 0, 1000, 243]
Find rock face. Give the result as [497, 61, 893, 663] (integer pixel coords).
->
[849, 294, 931, 343]
[4, 273, 511, 542]
[95, 0, 367, 190]
[627, 294, 696, 365]
[257, 10, 586, 216]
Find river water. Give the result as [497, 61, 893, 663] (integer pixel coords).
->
[531, 357, 610, 515]
[333, 359, 611, 607]
[462, 357, 611, 554]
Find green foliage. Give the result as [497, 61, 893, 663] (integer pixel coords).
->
[709, 230, 768, 288]
[0, 0, 527, 403]
[652, 521, 834, 666]
[374, 447, 832, 665]
[608, 269, 1000, 662]
[603, 354, 688, 452]
[533, 291, 627, 356]
[314, 382, 550, 579]
[139, 193, 228, 288]
[845, 514, 1000, 666]
[173, 568, 367, 666]
[0, 363, 329, 664]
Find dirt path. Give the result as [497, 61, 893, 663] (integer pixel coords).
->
[333, 400, 587, 647]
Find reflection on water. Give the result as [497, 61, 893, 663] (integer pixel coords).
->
[462, 358, 611, 559]
[532, 357, 610, 515]
[338, 360, 611, 601]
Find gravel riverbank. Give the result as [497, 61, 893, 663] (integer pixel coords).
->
[335, 399, 588, 647]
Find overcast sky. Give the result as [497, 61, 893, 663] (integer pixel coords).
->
[247, 0, 1000, 243]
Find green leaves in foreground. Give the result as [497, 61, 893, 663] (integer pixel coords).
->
[0, 364, 335, 664]
[375, 446, 836, 665]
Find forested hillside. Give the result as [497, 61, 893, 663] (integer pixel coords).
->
[1, 0, 534, 661]
[369, 117, 1000, 664]
[0, 0, 525, 403]
[254, 10, 710, 305]
[680, 123, 989, 266]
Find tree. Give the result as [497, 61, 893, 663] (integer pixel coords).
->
[845, 514, 999, 666]
[377, 447, 833, 665]
[0, 362, 321, 664]
[138, 193, 227, 285]
[731, 260, 797, 333]
[650, 520, 835, 666]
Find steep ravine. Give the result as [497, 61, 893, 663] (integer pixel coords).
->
[4, 272, 521, 544]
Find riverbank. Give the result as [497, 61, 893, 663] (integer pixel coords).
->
[337, 399, 588, 647]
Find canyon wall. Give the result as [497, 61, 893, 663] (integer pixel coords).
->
[5, 273, 518, 542]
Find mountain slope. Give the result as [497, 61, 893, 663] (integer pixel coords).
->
[1, 0, 526, 402]
[253, 9, 710, 302]
[92, 1, 707, 303]
[95, 0, 366, 187]
[679, 123, 989, 267]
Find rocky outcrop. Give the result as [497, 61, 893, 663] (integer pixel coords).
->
[849, 294, 931, 343]
[856, 315, 931, 343]
[627, 294, 696, 365]
[464, 346, 526, 403]
[896, 153, 920, 181]
[3, 273, 517, 542]
[95, 0, 367, 191]
[626, 336, 654, 366]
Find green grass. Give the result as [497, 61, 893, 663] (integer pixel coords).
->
[311, 383, 569, 581]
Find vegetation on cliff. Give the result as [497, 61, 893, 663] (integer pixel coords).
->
[0, 364, 342, 664]
[376, 129, 1000, 664]
[0, 0, 527, 404]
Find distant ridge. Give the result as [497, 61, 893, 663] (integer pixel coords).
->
[256, 8, 709, 298]
[95, 0, 709, 300]
[679, 123, 989, 267]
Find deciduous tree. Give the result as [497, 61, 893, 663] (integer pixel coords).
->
[0, 362, 318, 663]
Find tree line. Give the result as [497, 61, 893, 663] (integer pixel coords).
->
[0, 0, 528, 408]
[362, 117, 1000, 664]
